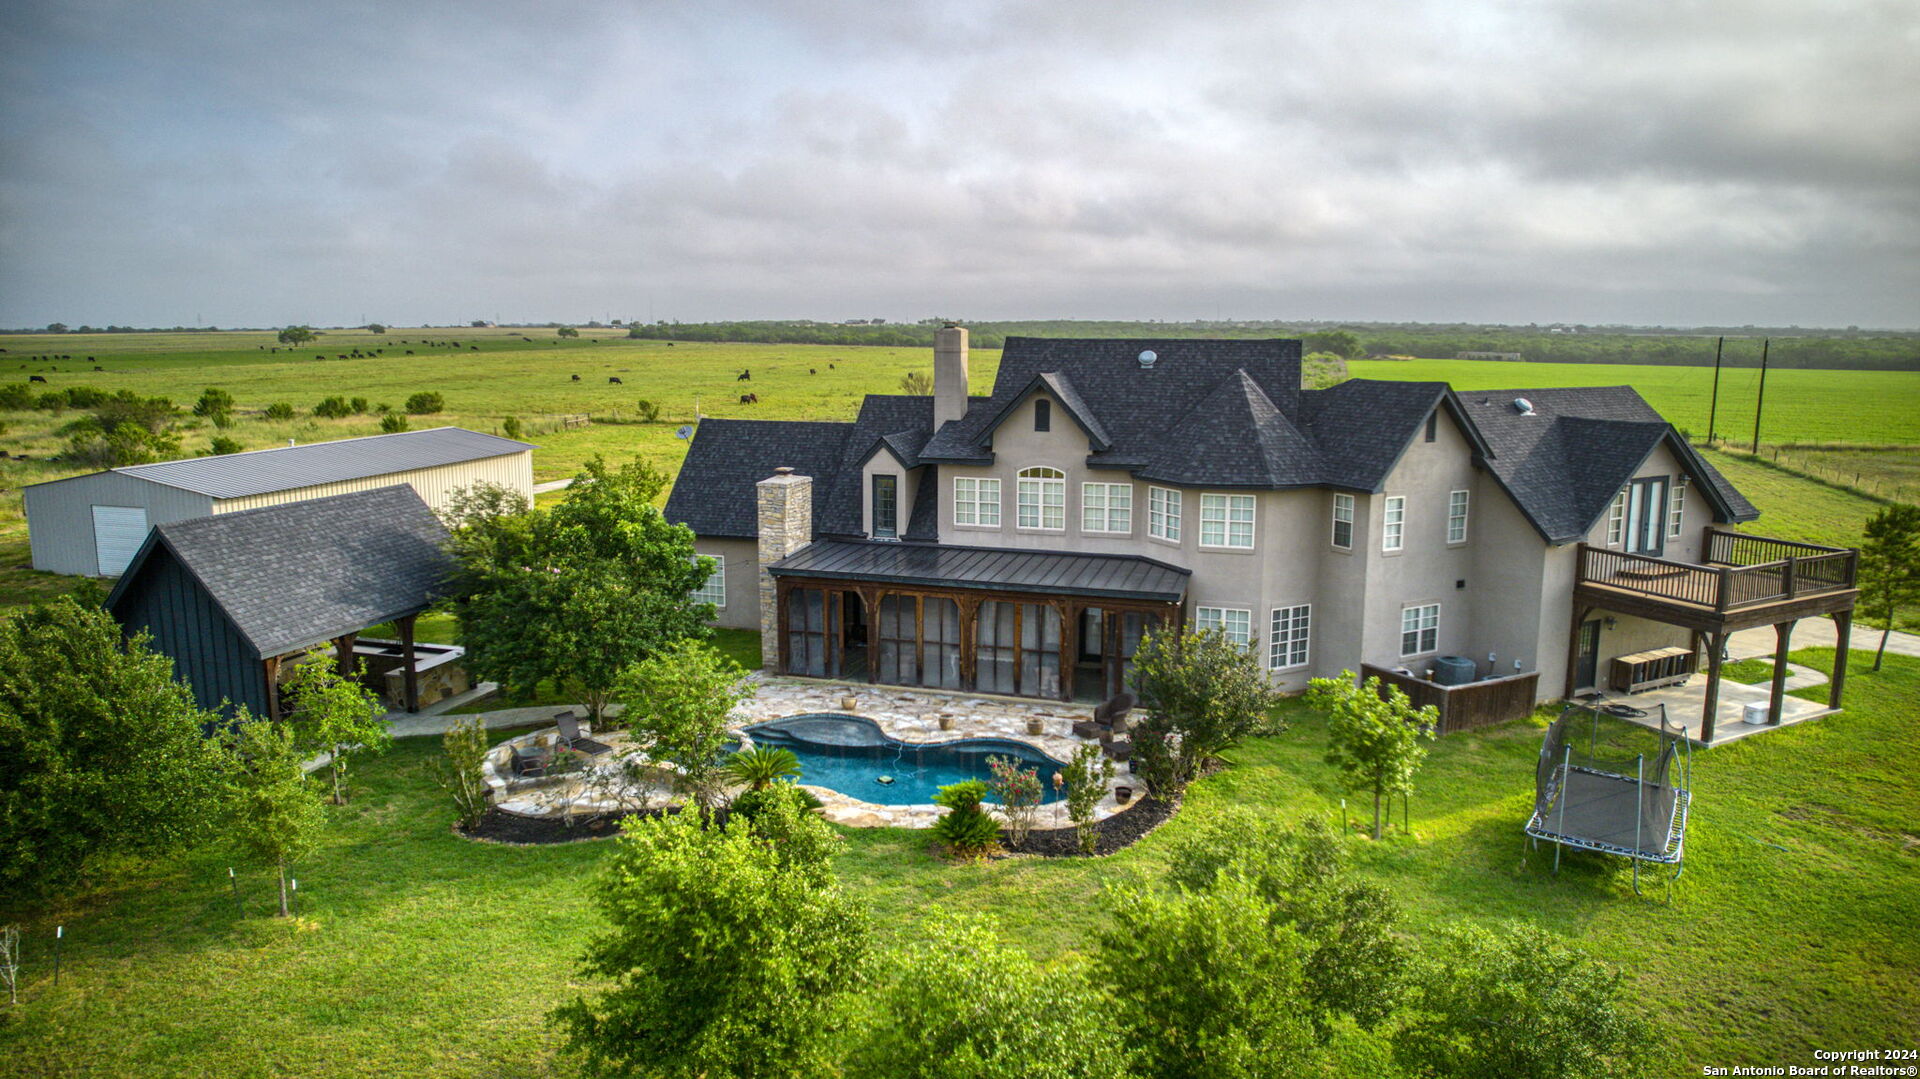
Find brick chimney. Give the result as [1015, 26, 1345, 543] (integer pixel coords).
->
[756, 467, 812, 670]
[934, 324, 969, 430]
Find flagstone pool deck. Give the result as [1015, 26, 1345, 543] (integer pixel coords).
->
[484, 674, 1142, 829]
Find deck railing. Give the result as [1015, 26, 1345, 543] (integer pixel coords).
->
[1576, 531, 1856, 613]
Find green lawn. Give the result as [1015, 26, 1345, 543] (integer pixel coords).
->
[4, 650, 1915, 1076]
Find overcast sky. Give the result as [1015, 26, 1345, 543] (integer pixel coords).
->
[2, 0, 1915, 329]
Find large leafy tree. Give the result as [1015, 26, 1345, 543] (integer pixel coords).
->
[853, 913, 1131, 1079]
[616, 639, 755, 810]
[223, 712, 327, 917]
[1308, 670, 1437, 839]
[1859, 503, 1920, 670]
[444, 457, 714, 722]
[553, 786, 869, 1079]
[1129, 627, 1282, 796]
[0, 597, 231, 896]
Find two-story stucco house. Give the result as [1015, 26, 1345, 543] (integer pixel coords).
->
[666, 329, 1858, 740]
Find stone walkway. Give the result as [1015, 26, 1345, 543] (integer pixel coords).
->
[483, 674, 1141, 829]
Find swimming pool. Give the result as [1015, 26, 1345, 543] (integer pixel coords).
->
[741, 714, 1066, 806]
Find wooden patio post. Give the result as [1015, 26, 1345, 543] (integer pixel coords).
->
[1057, 601, 1080, 703]
[1700, 631, 1726, 743]
[1828, 608, 1852, 709]
[333, 633, 357, 676]
[859, 587, 883, 684]
[1767, 620, 1795, 725]
[956, 596, 982, 690]
[398, 614, 420, 713]
[263, 655, 283, 721]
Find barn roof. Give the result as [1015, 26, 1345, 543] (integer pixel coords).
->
[30, 426, 533, 500]
[105, 485, 454, 659]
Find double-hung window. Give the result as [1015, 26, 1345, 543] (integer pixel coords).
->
[1199, 493, 1255, 549]
[1148, 486, 1182, 542]
[1269, 605, 1310, 670]
[1017, 467, 1065, 530]
[1195, 607, 1252, 649]
[953, 477, 1001, 527]
[1383, 496, 1406, 552]
[691, 554, 725, 608]
[1668, 476, 1687, 539]
[1446, 490, 1469, 545]
[1082, 482, 1132, 533]
[1331, 493, 1354, 549]
[1400, 604, 1440, 656]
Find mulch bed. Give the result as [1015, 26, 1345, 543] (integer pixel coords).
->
[998, 793, 1179, 858]
[457, 805, 729, 846]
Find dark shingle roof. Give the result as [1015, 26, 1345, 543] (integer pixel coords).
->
[1136, 370, 1320, 487]
[815, 395, 949, 539]
[1299, 380, 1459, 490]
[105, 486, 453, 659]
[663, 419, 851, 539]
[769, 539, 1190, 602]
[1461, 387, 1758, 542]
[42, 427, 533, 500]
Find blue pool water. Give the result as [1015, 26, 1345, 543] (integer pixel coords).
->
[742, 714, 1066, 806]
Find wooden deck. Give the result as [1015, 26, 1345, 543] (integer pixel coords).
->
[1573, 528, 1857, 634]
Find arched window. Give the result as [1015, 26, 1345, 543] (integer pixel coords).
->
[1016, 466, 1066, 530]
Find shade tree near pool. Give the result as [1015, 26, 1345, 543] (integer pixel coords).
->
[1130, 626, 1284, 797]
[615, 638, 755, 811]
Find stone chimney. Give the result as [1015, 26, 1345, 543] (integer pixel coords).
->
[933, 324, 969, 429]
[756, 467, 812, 670]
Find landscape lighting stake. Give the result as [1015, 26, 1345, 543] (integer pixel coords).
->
[52, 926, 61, 987]
[290, 879, 298, 918]
[1752, 337, 1770, 451]
[230, 867, 242, 917]
[1706, 336, 1724, 442]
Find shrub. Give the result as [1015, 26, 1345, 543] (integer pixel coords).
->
[1130, 626, 1283, 796]
[437, 716, 491, 831]
[634, 399, 659, 423]
[349, 396, 370, 414]
[853, 913, 1131, 1079]
[313, 395, 352, 419]
[729, 782, 823, 821]
[556, 326, 579, 338]
[191, 387, 233, 418]
[899, 371, 933, 395]
[552, 793, 868, 1078]
[405, 391, 444, 415]
[1061, 743, 1115, 855]
[1393, 923, 1650, 1078]
[63, 419, 180, 467]
[207, 436, 242, 456]
[722, 745, 801, 792]
[931, 779, 1000, 859]
[985, 755, 1043, 848]
[0, 384, 32, 410]
[365, 323, 386, 334]
[380, 413, 409, 433]
[500, 415, 522, 440]
[264, 402, 294, 421]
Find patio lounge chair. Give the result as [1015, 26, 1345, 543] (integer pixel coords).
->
[1094, 692, 1136, 729]
[510, 744, 551, 778]
[555, 712, 613, 757]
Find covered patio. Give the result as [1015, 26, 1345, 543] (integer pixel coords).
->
[766, 540, 1189, 703]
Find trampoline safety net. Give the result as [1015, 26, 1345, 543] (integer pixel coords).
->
[1526, 703, 1693, 891]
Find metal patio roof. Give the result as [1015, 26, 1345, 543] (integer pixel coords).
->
[767, 540, 1190, 603]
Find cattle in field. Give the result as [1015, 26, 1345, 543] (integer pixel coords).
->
[571, 374, 580, 381]
[737, 370, 750, 380]
[29, 375, 46, 383]
[609, 376, 623, 384]
[739, 392, 758, 404]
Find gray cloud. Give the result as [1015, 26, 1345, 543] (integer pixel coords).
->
[0, 0, 1913, 328]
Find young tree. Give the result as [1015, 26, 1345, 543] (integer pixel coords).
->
[0, 597, 231, 896]
[437, 714, 491, 830]
[445, 458, 715, 723]
[1129, 627, 1283, 795]
[1393, 923, 1650, 1079]
[224, 712, 327, 917]
[898, 370, 933, 395]
[985, 755, 1043, 848]
[1859, 503, 1920, 670]
[553, 788, 868, 1079]
[1308, 671, 1437, 839]
[853, 914, 1131, 1079]
[1168, 812, 1408, 1038]
[1061, 743, 1114, 855]
[616, 640, 754, 810]
[1095, 880, 1320, 1079]
[284, 650, 388, 805]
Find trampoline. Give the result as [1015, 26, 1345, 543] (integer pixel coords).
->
[1525, 703, 1692, 895]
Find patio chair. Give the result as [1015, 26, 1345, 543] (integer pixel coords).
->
[1094, 692, 1136, 729]
[510, 744, 551, 778]
[555, 712, 613, 757]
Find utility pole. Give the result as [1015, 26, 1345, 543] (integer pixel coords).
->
[1751, 338, 1770, 452]
[1706, 336, 1724, 443]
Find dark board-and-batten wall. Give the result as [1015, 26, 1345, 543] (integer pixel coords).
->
[112, 546, 267, 716]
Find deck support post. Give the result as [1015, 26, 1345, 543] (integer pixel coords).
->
[1829, 608, 1852, 709]
[1767, 620, 1795, 726]
[398, 614, 420, 714]
[1700, 631, 1727, 744]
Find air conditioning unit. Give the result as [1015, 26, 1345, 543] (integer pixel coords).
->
[1432, 655, 1477, 686]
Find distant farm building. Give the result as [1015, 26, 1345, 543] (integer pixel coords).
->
[1455, 351, 1525, 362]
[24, 427, 533, 576]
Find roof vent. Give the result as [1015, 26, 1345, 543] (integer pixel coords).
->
[1138, 349, 1158, 369]
[1512, 397, 1535, 415]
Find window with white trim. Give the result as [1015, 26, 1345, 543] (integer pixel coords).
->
[1383, 495, 1406, 552]
[1668, 476, 1687, 539]
[953, 477, 1001, 527]
[1446, 490, 1469, 544]
[1270, 605, 1310, 669]
[1016, 467, 1065, 530]
[1148, 486, 1182, 541]
[1400, 603, 1439, 656]
[1195, 607, 1252, 649]
[691, 554, 725, 608]
[1331, 493, 1354, 550]
[1606, 488, 1627, 546]
[1082, 482, 1132, 533]
[1199, 493, 1255, 549]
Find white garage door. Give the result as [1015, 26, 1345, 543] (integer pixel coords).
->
[92, 505, 149, 576]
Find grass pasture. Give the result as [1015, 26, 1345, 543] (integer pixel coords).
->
[1, 650, 1914, 1077]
